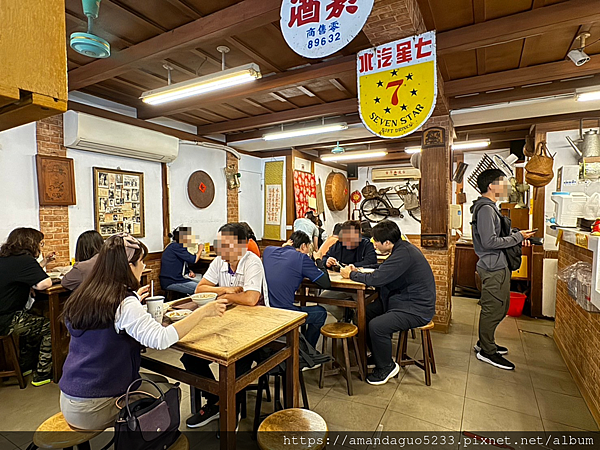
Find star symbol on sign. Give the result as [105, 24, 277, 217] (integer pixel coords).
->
[384, 107, 391, 114]
[391, 69, 398, 77]
[377, 80, 384, 87]
[401, 104, 408, 111]
[406, 73, 414, 80]
[410, 89, 418, 96]
[374, 97, 381, 104]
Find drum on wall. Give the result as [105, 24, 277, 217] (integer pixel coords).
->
[325, 171, 349, 211]
[187, 170, 215, 209]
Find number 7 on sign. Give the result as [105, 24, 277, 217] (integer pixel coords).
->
[386, 80, 404, 106]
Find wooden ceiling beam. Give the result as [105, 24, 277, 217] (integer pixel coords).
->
[242, 98, 276, 113]
[196, 98, 358, 135]
[138, 55, 355, 119]
[68, 0, 281, 90]
[67, 101, 220, 143]
[225, 37, 283, 73]
[104, 0, 168, 33]
[446, 57, 600, 97]
[163, 59, 196, 77]
[437, 0, 600, 55]
[190, 48, 224, 69]
[163, 0, 203, 19]
[450, 75, 600, 109]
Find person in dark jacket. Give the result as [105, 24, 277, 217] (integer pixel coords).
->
[159, 226, 202, 295]
[470, 169, 535, 371]
[341, 220, 436, 386]
[325, 220, 377, 269]
[62, 230, 104, 291]
[263, 231, 330, 347]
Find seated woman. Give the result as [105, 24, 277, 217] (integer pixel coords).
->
[239, 222, 260, 257]
[59, 233, 226, 431]
[160, 226, 202, 295]
[0, 228, 53, 386]
[61, 230, 104, 291]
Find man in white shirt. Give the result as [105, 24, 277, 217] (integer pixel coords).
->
[183, 223, 269, 428]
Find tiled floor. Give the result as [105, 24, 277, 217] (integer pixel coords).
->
[1, 296, 598, 449]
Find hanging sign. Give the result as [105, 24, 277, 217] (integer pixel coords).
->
[357, 31, 437, 139]
[280, 0, 374, 59]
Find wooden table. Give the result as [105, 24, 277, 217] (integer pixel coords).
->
[296, 272, 378, 374]
[34, 285, 70, 383]
[141, 305, 306, 450]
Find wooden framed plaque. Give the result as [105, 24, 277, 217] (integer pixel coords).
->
[36, 155, 76, 206]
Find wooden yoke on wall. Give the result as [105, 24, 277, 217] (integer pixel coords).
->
[420, 127, 451, 248]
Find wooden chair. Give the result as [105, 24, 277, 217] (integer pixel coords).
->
[27, 412, 102, 450]
[395, 321, 436, 386]
[257, 409, 327, 450]
[318, 323, 364, 396]
[0, 333, 26, 389]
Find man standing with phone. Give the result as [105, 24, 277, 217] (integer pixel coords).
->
[471, 169, 536, 370]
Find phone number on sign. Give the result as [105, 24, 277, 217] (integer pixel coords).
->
[307, 32, 341, 49]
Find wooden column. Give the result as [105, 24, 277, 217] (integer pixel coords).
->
[161, 163, 171, 247]
[530, 126, 547, 317]
[285, 151, 295, 239]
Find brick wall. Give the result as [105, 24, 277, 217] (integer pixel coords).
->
[36, 115, 70, 269]
[555, 240, 600, 424]
[363, 0, 426, 46]
[227, 152, 239, 222]
[145, 256, 162, 293]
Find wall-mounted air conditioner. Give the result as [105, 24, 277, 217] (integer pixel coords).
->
[371, 167, 421, 182]
[63, 111, 179, 163]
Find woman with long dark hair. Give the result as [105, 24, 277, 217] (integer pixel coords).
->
[160, 226, 202, 295]
[61, 230, 104, 291]
[0, 228, 53, 386]
[59, 234, 226, 430]
[238, 222, 260, 257]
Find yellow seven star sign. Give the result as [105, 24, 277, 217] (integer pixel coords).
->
[357, 31, 437, 139]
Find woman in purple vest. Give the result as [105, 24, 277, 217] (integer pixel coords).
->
[59, 233, 227, 431]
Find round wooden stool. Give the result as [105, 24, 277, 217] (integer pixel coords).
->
[318, 323, 364, 396]
[257, 408, 327, 450]
[395, 321, 436, 385]
[0, 333, 26, 389]
[31, 412, 102, 450]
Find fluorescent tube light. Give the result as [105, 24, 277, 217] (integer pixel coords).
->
[451, 139, 491, 150]
[321, 150, 387, 162]
[404, 146, 422, 154]
[141, 63, 261, 105]
[576, 91, 600, 102]
[263, 123, 348, 141]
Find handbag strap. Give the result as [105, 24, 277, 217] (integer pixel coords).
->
[124, 378, 166, 419]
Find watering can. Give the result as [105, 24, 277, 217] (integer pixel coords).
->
[566, 120, 600, 160]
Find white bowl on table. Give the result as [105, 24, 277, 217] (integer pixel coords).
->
[191, 292, 217, 307]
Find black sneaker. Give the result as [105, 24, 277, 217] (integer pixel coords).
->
[186, 404, 220, 428]
[474, 341, 508, 355]
[31, 372, 52, 387]
[366, 355, 376, 369]
[366, 362, 399, 385]
[476, 351, 515, 370]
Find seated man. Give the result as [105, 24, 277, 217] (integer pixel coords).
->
[182, 223, 269, 428]
[341, 220, 436, 386]
[263, 231, 330, 348]
[325, 220, 377, 269]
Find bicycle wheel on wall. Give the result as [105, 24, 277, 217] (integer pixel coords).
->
[408, 207, 421, 223]
[360, 198, 389, 222]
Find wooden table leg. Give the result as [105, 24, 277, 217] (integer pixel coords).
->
[356, 290, 367, 375]
[285, 327, 300, 409]
[219, 363, 237, 450]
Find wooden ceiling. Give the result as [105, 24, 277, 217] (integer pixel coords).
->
[65, 0, 600, 159]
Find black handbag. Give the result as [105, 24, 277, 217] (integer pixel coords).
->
[114, 378, 181, 450]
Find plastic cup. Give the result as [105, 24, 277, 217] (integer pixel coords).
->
[146, 296, 165, 323]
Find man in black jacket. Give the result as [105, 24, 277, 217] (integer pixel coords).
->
[341, 220, 436, 385]
[325, 220, 378, 269]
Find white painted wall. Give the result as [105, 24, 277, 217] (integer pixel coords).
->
[239, 154, 264, 239]
[314, 163, 349, 236]
[0, 123, 40, 243]
[350, 166, 422, 235]
[168, 144, 227, 246]
[67, 148, 164, 254]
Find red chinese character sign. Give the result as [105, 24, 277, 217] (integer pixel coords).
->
[281, 0, 374, 58]
[357, 31, 437, 139]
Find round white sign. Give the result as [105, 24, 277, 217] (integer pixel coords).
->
[280, 0, 374, 59]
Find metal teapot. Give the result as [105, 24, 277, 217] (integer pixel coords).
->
[566, 121, 600, 160]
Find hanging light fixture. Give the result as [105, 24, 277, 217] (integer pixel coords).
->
[263, 123, 348, 141]
[451, 139, 491, 150]
[141, 46, 261, 105]
[404, 146, 422, 154]
[321, 149, 387, 162]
